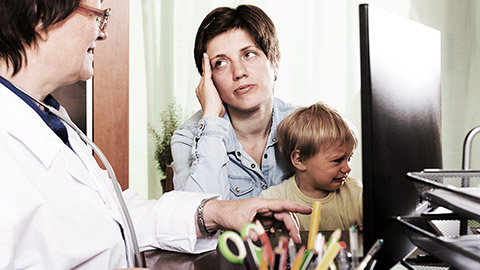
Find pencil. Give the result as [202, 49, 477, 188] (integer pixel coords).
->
[315, 242, 341, 270]
[325, 228, 341, 249]
[259, 246, 269, 270]
[307, 201, 322, 250]
[255, 220, 275, 266]
[300, 249, 317, 270]
[290, 246, 306, 270]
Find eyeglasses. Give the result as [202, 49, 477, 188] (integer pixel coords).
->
[77, 4, 111, 31]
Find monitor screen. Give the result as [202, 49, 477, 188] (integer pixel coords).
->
[359, 4, 443, 268]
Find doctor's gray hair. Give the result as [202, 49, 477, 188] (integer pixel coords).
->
[0, 0, 82, 75]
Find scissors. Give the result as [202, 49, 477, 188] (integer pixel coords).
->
[219, 222, 271, 268]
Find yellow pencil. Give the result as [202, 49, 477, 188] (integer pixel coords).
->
[307, 201, 322, 250]
[259, 246, 269, 270]
[315, 242, 341, 270]
[291, 246, 306, 270]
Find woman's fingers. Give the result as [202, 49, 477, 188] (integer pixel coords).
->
[203, 53, 212, 78]
[197, 53, 225, 118]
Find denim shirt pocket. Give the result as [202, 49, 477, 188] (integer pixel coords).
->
[229, 175, 255, 198]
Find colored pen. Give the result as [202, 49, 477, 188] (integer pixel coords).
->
[349, 225, 359, 267]
[355, 239, 384, 270]
[307, 201, 322, 250]
[255, 220, 275, 266]
[315, 242, 341, 270]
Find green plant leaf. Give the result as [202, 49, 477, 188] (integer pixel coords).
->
[148, 100, 182, 176]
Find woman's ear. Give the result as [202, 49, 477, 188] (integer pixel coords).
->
[291, 150, 307, 171]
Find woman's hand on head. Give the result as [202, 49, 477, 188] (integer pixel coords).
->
[202, 197, 312, 244]
[196, 53, 226, 118]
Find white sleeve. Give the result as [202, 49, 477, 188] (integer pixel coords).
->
[122, 190, 220, 254]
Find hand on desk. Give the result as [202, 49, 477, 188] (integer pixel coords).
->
[202, 198, 312, 244]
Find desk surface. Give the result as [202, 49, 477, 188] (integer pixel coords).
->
[145, 246, 241, 270]
[145, 231, 356, 270]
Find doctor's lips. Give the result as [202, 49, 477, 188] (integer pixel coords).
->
[234, 84, 254, 94]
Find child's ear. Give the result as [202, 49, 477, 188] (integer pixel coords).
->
[291, 150, 307, 171]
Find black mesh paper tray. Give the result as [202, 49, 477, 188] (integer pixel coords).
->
[397, 216, 480, 269]
[407, 170, 480, 205]
[423, 188, 480, 222]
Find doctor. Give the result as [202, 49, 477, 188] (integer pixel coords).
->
[0, 0, 311, 269]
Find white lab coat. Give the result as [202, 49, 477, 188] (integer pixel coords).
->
[0, 85, 219, 269]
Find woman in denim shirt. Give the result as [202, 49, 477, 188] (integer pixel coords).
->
[171, 5, 296, 200]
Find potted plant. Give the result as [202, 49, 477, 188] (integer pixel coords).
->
[148, 100, 182, 192]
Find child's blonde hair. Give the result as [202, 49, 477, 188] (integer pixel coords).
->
[277, 102, 358, 168]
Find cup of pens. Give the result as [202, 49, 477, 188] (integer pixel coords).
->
[219, 201, 384, 270]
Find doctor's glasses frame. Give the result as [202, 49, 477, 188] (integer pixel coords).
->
[77, 4, 111, 31]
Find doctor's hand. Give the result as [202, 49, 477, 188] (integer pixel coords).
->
[196, 53, 226, 119]
[201, 198, 312, 244]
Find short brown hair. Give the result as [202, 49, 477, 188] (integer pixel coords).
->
[277, 102, 358, 168]
[193, 5, 280, 75]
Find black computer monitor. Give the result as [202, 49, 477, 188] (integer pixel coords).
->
[359, 4, 443, 269]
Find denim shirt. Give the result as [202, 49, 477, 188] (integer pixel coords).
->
[171, 97, 297, 200]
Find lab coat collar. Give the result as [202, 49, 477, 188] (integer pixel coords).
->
[0, 86, 91, 186]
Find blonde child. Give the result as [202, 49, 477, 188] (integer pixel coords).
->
[260, 102, 362, 231]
